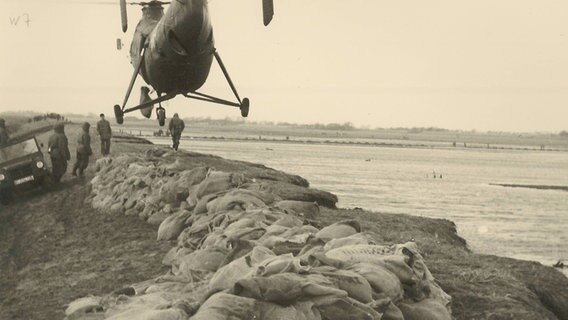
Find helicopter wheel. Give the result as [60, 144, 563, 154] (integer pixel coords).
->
[157, 107, 166, 127]
[114, 105, 124, 124]
[240, 98, 250, 118]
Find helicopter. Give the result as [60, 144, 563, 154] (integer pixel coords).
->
[111, 0, 275, 126]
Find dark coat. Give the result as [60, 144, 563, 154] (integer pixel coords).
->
[77, 130, 92, 155]
[169, 117, 185, 135]
[97, 119, 112, 139]
[48, 132, 70, 161]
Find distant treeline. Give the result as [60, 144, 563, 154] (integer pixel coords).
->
[0, 112, 66, 135]
[187, 117, 455, 133]
[29, 113, 66, 122]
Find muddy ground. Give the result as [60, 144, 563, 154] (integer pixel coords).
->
[1, 123, 567, 320]
[0, 125, 171, 320]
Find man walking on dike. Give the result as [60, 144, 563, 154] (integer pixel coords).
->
[168, 113, 185, 151]
[72, 122, 92, 177]
[48, 123, 70, 183]
[97, 113, 112, 156]
[0, 118, 9, 146]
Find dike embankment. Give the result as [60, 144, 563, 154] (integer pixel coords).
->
[69, 138, 568, 320]
[1, 125, 567, 320]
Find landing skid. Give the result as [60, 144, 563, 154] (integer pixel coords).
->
[157, 106, 166, 127]
[113, 48, 249, 125]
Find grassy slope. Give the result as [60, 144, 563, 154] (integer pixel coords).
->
[318, 208, 568, 320]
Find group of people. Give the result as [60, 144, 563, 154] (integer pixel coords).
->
[47, 114, 112, 182]
[1, 111, 185, 183]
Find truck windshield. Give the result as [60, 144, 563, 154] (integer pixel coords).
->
[0, 139, 39, 163]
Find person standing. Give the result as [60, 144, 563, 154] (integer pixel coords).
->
[48, 123, 71, 183]
[168, 113, 185, 151]
[72, 122, 92, 177]
[0, 118, 9, 146]
[97, 113, 112, 156]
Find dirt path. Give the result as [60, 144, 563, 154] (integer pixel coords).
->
[0, 126, 172, 320]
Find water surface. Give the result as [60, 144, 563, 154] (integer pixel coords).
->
[151, 137, 568, 271]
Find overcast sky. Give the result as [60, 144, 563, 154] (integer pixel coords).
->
[1, 0, 567, 132]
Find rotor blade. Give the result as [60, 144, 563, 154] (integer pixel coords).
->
[122, 47, 146, 109]
[66, 0, 170, 5]
[213, 51, 242, 105]
[262, 0, 274, 26]
[120, 0, 128, 32]
[66, 1, 117, 4]
[130, 1, 171, 5]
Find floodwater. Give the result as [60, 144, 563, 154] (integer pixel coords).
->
[152, 137, 568, 271]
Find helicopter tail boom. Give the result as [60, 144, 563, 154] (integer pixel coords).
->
[120, 0, 128, 32]
[262, 0, 274, 26]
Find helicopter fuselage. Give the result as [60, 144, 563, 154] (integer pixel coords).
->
[131, 0, 214, 95]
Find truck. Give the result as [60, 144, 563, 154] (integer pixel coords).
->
[0, 136, 51, 204]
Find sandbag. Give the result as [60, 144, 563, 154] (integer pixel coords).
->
[280, 225, 320, 238]
[157, 210, 191, 241]
[206, 193, 267, 213]
[225, 227, 266, 242]
[105, 307, 188, 320]
[315, 220, 361, 241]
[273, 215, 304, 228]
[372, 296, 405, 320]
[178, 167, 209, 187]
[147, 211, 171, 226]
[259, 301, 322, 320]
[65, 296, 103, 320]
[162, 246, 193, 267]
[159, 180, 180, 204]
[104, 291, 181, 318]
[224, 189, 281, 206]
[175, 247, 228, 279]
[325, 245, 417, 284]
[392, 242, 433, 280]
[208, 246, 275, 293]
[193, 193, 221, 215]
[255, 254, 311, 276]
[233, 273, 347, 304]
[199, 230, 229, 250]
[195, 171, 246, 199]
[398, 299, 452, 320]
[347, 262, 404, 302]
[262, 224, 291, 238]
[190, 293, 261, 320]
[219, 239, 260, 267]
[323, 232, 377, 252]
[311, 266, 374, 303]
[223, 217, 257, 232]
[325, 244, 394, 263]
[313, 296, 383, 320]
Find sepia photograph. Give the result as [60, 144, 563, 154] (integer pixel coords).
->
[1, 0, 567, 319]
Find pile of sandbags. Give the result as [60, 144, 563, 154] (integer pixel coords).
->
[67, 148, 452, 320]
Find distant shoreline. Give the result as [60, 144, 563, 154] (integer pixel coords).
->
[490, 183, 568, 192]
[143, 134, 568, 153]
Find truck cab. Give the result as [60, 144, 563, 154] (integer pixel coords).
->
[0, 136, 50, 204]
